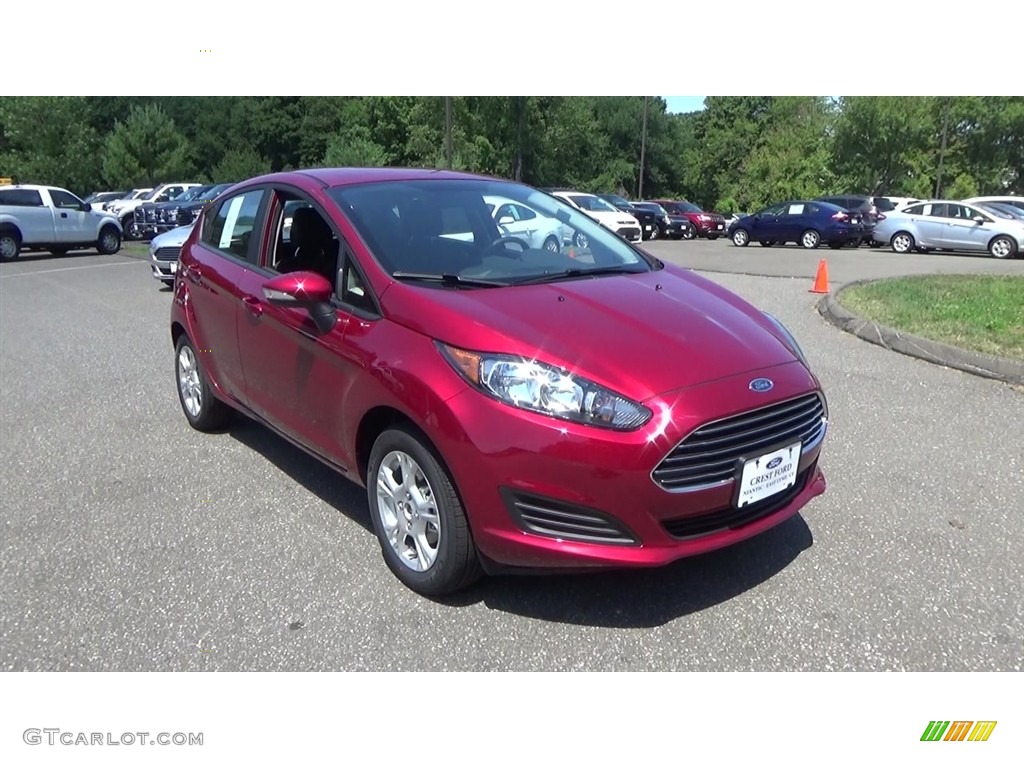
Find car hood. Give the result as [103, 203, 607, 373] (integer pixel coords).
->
[380, 262, 798, 401]
[151, 224, 194, 248]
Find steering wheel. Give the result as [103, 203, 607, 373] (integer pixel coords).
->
[481, 235, 530, 259]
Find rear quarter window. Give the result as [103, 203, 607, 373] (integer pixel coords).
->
[0, 189, 44, 207]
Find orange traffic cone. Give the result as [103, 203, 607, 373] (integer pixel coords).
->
[810, 259, 829, 294]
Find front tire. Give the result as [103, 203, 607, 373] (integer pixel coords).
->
[542, 235, 560, 253]
[122, 215, 141, 241]
[732, 228, 750, 247]
[0, 229, 21, 261]
[367, 426, 482, 596]
[989, 235, 1018, 259]
[97, 225, 121, 255]
[175, 335, 232, 432]
[681, 226, 696, 240]
[800, 229, 821, 249]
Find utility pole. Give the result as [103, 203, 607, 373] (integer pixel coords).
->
[638, 96, 649, 200]
[934, 96, 951, 198]
[445, 96, 453, 169]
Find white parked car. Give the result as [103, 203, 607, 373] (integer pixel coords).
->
[148, 223, 194, 285]
[963, 195, 1024, 215]
[100, 187, 152, 212]
[548, 190, 642, 245]
[483, 195, 566, 252]
[872, 200, 1024, 259]
[0, 184, 122, 260]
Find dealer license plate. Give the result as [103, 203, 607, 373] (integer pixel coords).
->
[170, 262, 177, 274]
[717, 224, 724, 229]
[735, 442, 801, 507]
[645, 225, 652, 231]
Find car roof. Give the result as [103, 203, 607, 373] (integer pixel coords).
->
[236, 167, 502, 190]
[0, 183, 61, 192]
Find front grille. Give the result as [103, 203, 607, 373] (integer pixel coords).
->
[652, 393, 826, 492]
[134, 208, 146, 222]
[662, 467, 811, 539]
[617, 227, 641, 240]
[500, 488, 638, 546]
[153, 247, 180, 263]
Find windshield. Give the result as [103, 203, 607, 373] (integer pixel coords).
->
[675, 201, 702, 213]
[327, 179, 655, 287]
[174, 186, 210, 203]
[601, 194, 630, 208]
[569, 194, 619, 213]
[874, 197, 896, 212]
[636, 203, 668, 216]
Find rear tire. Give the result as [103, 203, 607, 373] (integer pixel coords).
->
[758, 240, 774, 247]
[367, 426, 483, 596]
[0, 229, 21, 261]
[989, 235, 1017, 259]
[891, 231, 915, 254]
[175, 335, 232, 432]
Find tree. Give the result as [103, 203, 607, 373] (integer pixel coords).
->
[101, 103, 194, 187]
[0, 97, 103, 195]
[322, 131, 390, 167]
[212, 147, 272, 182]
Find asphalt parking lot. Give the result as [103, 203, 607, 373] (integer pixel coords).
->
[1, 240, 1022, 671]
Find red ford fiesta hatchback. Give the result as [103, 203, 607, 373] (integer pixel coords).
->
[170, 168, 828, 596]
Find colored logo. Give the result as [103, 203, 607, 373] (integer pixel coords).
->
[921, 721, 997, 742]
[749, 378, 774, 392]
[766, 457, 783, 469]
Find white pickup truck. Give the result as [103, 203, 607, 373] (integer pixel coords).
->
[0, 184, 123, 260]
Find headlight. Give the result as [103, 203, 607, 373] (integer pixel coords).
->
[439, 343, 652, 431]
[168, 208, 179, 220]
[763, 312, 809, 367]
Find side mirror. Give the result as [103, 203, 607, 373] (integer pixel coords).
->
[262, 271, 337, 333]
[81, 202, 91, 212]
[497, 216, 514, 226]
[973, 216, 985, 224]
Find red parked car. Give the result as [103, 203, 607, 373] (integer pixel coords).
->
[171, 168, 829, 596]
[651, 199, 728, 240]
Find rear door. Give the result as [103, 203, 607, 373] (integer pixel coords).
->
[917, 204, 951, 246]
[182, 185, 269, 405]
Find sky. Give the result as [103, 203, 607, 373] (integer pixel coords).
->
[662, 96, 706, 114]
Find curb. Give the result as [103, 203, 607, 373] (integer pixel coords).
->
[817, 279, 1024, 386]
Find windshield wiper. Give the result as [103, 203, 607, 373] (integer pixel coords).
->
[391, 271, 509, 288]
[513, 265, 647, 286]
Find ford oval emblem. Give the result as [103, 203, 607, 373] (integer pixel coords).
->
[749, 377, 774, 392]
[766, 457, 783, 469]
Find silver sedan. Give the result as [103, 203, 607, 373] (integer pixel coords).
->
[873, 200, 1024, 259]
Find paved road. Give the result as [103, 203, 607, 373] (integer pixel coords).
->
[644, 237, 1024, 283]
[1, 246, 1021, 671]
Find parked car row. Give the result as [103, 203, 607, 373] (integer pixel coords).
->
[133, 182, 236, 239]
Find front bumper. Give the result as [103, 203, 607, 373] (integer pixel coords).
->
[433, 361, 828, 571]
[150, 247, 181, 283]
[616, 226, 643, 242]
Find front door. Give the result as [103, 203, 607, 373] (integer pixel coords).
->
[943, 204, 993, 251]
[234, 189, 374, 467]
[49, 189, 94, 242]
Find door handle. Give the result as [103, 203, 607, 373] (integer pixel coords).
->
[242, 296, 263, 317]
[60, 212, 68, 218]
[185, 264, 204, 284]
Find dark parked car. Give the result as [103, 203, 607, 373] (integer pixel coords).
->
[163, 182, 235, 231]
[815, 195, 886, 245]
[631, 201, 695, 239]
[729, 200, 866, 249]
[172, 168, 829, 596]
[595, 193, 660, 240]
[136, 185, 215, 239]
[650, 199, 728, 239]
